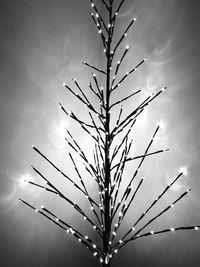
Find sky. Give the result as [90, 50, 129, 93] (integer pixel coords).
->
[0, 0, 200, 266]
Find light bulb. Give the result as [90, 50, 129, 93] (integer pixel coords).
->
[179, 166, 188, 176]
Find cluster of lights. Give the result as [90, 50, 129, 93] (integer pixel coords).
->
[19, 0, 200, 265]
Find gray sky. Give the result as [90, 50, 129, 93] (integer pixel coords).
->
[0, 0, 200, 266]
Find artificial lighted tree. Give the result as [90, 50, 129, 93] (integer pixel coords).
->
[19, 0, 199, 266]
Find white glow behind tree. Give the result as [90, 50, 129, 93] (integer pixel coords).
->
[19, 0, 199, 266]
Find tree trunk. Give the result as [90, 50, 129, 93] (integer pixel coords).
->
[102, 260, 111, 267]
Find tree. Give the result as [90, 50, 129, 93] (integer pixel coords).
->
[19, 0, 199, 266]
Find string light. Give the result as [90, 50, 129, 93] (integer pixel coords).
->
[21, 1, 199, 265]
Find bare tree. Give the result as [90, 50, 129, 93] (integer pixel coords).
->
[19, 0, 199, 266]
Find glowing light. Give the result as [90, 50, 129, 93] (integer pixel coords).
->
[194, 227, 199, 230]
[18, 174, 35, 187]
[170, 228, 175, 232]
[179, 167, 188, 176]
[133, 17, 136, 21]
[105, 254, 110, 264]
[62, 82, 66, 87]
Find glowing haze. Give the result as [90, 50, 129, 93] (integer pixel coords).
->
[0, 0, 200, 266]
